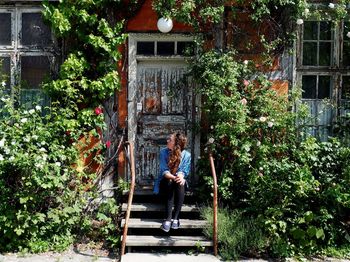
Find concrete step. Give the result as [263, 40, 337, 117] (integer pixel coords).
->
[121, 203, 200, 212]
[123, 189, 194, 197]
[121, 218, 207, 228]
[124, 235, 213, 247]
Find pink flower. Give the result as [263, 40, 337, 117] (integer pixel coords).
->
[240, 98, 247, 105]
[258, 172, 264, 177]
[94, 107, 103, 115]
[106, 140, 111, 148]
[243, 79, 250, 87]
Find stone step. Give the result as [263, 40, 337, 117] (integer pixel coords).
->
[124, 235, 213, 247]
[121, 218, 207, 228]
[121, 203, 200, 212]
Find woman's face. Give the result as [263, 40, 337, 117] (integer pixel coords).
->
[167, 134, 175, 150]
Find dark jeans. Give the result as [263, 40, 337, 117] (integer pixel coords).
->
[160, 178, 185, 221]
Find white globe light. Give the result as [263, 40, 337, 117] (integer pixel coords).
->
[157, 17, 173, 33]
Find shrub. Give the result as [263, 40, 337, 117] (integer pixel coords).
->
[0, 87, 118, 252]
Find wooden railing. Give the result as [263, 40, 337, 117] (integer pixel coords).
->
[209, 152, 218, 256]
[121, 141, 136, 256]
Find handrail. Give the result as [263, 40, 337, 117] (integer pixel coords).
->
[121, 141, 136, 256]
[209, 152, 218, 256]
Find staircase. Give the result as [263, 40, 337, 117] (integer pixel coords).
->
[121, 189, 213, 254]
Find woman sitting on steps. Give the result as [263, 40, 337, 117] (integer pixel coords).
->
[153, 132, 191, 232]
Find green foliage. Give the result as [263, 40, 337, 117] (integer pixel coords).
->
[201, 207, 267, 260]
[193, 50, 350, 258]
[0, 85, 116, 252]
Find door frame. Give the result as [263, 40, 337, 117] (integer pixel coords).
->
[127, 33, 200, 185]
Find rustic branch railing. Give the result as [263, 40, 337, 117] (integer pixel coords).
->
[121, 141, 136, 256]
[209, 152, 218, 256]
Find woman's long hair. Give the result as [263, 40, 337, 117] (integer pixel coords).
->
[168, 132, 187, 174]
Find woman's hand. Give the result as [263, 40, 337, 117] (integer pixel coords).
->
[174, 172, 186, 185]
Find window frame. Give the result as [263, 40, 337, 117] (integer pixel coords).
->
[296, 17, 350, 140]
[0, 4, 57, 107]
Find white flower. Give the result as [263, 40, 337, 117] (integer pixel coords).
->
[304, 8, 310, 15]
[35, 163, 44, 169]
[268, 121, 274, 128]
[243, 60, 249, 65]
[259, 167, 264, 171]
[210, 125, 214, 130]
[328, 3, 335, 8]
[0, 139, 5, 147]
[256, 141, 261, 147]
[39, 147, 47, 152]
[41, 141, 46, 146]
[240, 98, 247, 105]
[4, 148, 10, 154]
[1, 97, 6, 102]
[208, 137, 215, 144]
[1, 81, 6, 87]
[32, 135, 38, 140]
[347, 32, 350, 38]
[259, 116, 267, 122]
[0, 155, 3, 161]
[296, 19, 304, 25]
[55, 162, 61, 167]
[9, 156, 15, 161]
[24, 137, 30, 142]
[23, 110, 28, 114]
[42, 154, 48, 161]
[29, 109, 35, 114]
[20, 118, 28, 123]
[35, 105, 42, 111]
[11, 141, 16, 145]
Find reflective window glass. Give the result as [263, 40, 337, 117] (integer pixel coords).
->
[318, 76, 331, 99]
[302, 75, 317, 99]
[137, 42, 154, 55]
[21, 56, 50, 89]
[320, 21, 332, 40]
[319, 42, 331, 66]
[157, 42, 175, 56]
[342, 76, 350, 99]
[304, 21, 318, 40]
[21, 13, 51, 46]
[303, 42, 317, 65]
[0, 13, 11, 45]
[177, 41, 194, 55]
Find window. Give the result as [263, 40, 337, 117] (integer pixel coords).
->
[297, 20, 350, 140]
[0, 6, 56, 109]
[136, 41, 194, 56]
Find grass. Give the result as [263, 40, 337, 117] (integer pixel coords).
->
[201, 206, 267, 260]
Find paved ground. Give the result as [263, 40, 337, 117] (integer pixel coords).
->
[2, 251, 350, 262]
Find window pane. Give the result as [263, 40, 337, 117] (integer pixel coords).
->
[319, 42, 331, 66]
[0, 57, 10, 89]
[302, 75, 316, 99]
[318, 76, 331, 99]
[343, 41, 350, 67]
[137, 41, 154, 55]
[157, 42, 175, 56]
[21, 56, 50, 89]
[304, 21, 318, 40]
[177, 41, 194, 55]
[342, 76, 350, 99]
[0, 13, 11, 45]
[320, 21, 331, 40]
[303, 42, 317, 65]
[21, 13, 51, 46]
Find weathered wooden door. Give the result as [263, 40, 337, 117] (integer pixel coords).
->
[133, 60, 193, 188]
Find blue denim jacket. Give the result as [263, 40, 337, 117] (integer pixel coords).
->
[153, 147, 191, 194]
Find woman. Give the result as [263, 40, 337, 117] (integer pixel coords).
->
[153, 132, 191, 232]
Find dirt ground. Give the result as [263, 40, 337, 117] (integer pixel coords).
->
[0, 244, 118, 262]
